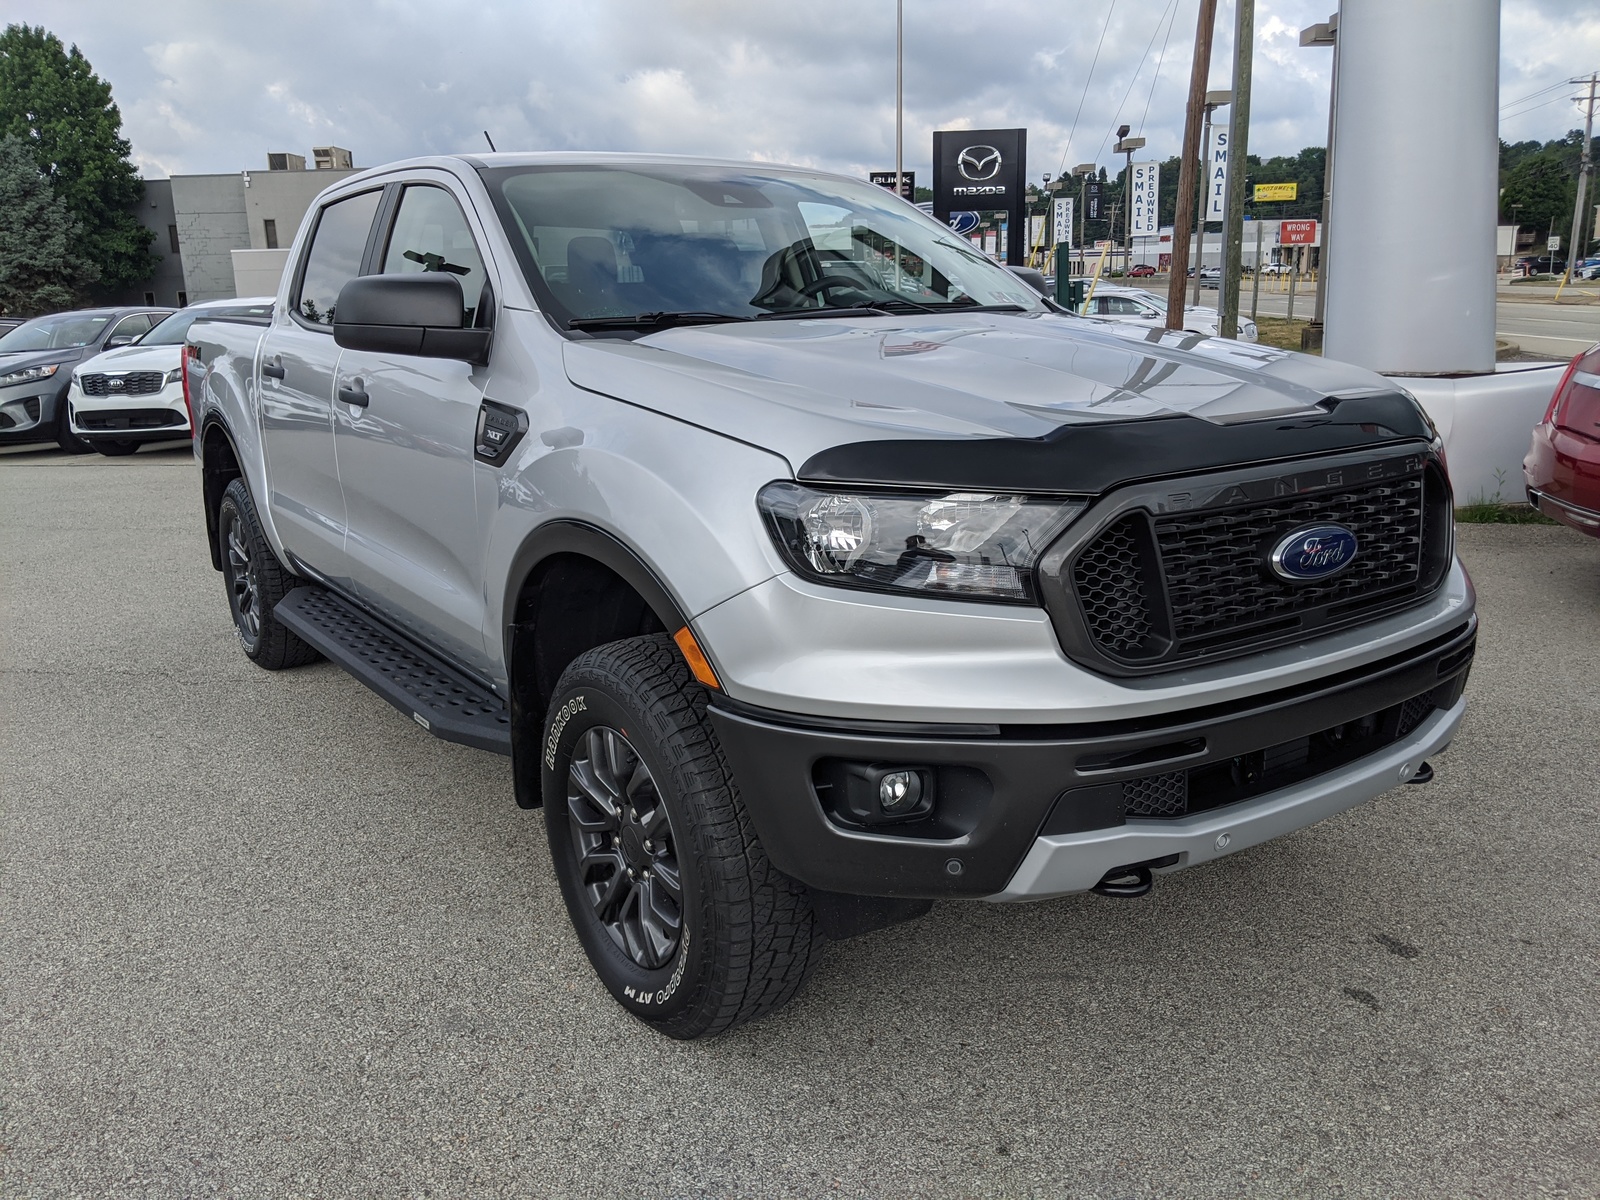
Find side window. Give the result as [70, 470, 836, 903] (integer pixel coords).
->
[295, 190, 382, 326]
[381, 185, 488, 324]
[107, 314, 152, 344]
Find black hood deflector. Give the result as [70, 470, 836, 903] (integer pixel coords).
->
[797, 393, 1433, 495]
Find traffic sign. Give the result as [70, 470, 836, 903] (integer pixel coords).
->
[1548, 235, 1561, 252]
[1280, 219, 1318, 245]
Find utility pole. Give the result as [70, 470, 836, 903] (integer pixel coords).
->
[1219, 0, 1255, 339]
[1167, 0, 1220, 329]
[1564, 73, 1597, 286]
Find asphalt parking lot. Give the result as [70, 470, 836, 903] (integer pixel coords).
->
[3, 444, 1598, 1199]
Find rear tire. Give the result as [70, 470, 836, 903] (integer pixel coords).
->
[542, 634, 821, 1040]
[217, 477, 320, 670]
[94, 441, 140, 457]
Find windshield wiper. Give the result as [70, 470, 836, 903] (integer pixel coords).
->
[754, 306, 900, 321]
[568, 311, 750, 331]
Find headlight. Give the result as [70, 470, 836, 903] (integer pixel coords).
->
[0, 363, 59, 387]
[758, 481, 1085, 603]
[163, 367, 184, 386]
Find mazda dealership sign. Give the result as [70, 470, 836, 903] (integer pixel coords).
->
[932, 128, 1027, 264]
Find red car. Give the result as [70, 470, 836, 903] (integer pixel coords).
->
[1127, 263, 1157, 277]
[1525, 342, 1600, 536]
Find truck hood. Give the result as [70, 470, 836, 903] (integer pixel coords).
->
[562, 310, 1412, 479]
[75, 343, 180, 375]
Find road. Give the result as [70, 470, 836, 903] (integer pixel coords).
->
[1167, 279, 1600, 358]
[4, 446, 1599, 1198]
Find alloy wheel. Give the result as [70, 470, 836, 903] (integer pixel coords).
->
[566, 725, 683, 969]
[223, 515, 261, 643]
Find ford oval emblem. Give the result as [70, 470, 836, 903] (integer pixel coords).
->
[1269, 524, 1359, 582]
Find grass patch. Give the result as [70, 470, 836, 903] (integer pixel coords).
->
[1253, 316, 1316, 353]
[1454, 502, 1556, 525]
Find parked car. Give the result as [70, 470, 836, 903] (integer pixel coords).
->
[67, 299, 274, 456]
[1127, 263, 1157, 277]
[1260, 262, 1294, 277]
[1524, 342, 1600, 536]
[1086, 285, 1258, 342]
[0, 306, 174, 452]
[0, 316, 24, 335]
[1517, 255, 1567, 275]
[188, 153, 1472, 1039]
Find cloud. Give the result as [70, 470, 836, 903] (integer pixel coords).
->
[14, 0, 1596, 185]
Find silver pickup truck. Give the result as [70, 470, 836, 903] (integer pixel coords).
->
[187, 153, 1475, 1039]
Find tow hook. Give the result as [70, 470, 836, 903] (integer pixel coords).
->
[1405, 760, 1435, 785]
[1092, 854, 1179, 898]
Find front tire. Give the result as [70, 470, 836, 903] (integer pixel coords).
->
[55, 402, 92, 454]
[542, 634, 820, 1039]
[217, 477, 320, 670]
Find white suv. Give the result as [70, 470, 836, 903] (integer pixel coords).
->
[69, 299, 273, 455]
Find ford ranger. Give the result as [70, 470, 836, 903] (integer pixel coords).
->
[186, 154, 1475, 1039]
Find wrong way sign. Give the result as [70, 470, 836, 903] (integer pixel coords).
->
[1279, 219, 1318, 245]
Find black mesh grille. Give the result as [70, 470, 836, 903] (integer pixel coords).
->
[1123, 772, 1188, 817]
[1156, 476, 1425, 644]
[80, 372, 165, 396]
[1060, 459, 1444, 671]
[74, 408, 186, 431]
[1070, 514, 1154, 656]
[1397, 693, 1435, 737]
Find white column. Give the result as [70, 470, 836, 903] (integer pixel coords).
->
[1324, 0, 1498, 374]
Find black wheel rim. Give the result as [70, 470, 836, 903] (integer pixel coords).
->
[222, 510, 262, 645]
[566, 726, 683, 970]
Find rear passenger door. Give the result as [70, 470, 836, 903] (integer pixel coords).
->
[331, 179, 496, 674]
[258, 188, 383, 583]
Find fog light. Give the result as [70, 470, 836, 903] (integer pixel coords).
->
[816, 761, 937, 826]
[879, 770, 919, 810]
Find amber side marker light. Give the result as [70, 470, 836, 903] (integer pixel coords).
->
[673, 626, 721, 689]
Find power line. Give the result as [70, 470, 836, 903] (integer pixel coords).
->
[1500, 79, 1574, 112]
[1092, 0, 1180, 164]
[1138, 0, 1184, 137]
[1056, 0, 1119, 178]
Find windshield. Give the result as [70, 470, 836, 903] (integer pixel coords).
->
[481, 164, 1049, 328]
[138, 303, 272, 346]
[0, 312, 113, 353]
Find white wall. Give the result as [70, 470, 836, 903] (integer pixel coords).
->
[231, 249, 290, 301]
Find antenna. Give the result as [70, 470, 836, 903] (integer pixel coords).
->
[483, 130, 497, 153]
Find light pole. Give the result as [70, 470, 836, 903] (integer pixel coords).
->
[1194, 90, 1231, 306]
[1300, 14, 1336, 348]
[894, 0, 903, 201]
[1114, 124, 1146, 273]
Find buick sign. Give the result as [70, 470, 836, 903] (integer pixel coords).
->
[1269, 524, 1359, 582]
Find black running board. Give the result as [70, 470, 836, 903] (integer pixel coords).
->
[274, 587, 511, 755]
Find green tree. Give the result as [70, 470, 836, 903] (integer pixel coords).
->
[0, 133, 98, 315]
[0, 24, 152, 291]
[1499, 130, 1586, 247]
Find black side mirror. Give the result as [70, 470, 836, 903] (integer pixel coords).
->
[332, 274, 491, 365]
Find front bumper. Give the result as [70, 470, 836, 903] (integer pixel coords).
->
[0, 380, 63, 444]
[991, 698, 1462, 900]
[68, 380, 189, 443]
[708, 617, 1475, 900]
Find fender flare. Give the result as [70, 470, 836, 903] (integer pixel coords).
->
[199, 413, 245, 571]
[499, 520, 691, 657]
[501, 521, 693, 810]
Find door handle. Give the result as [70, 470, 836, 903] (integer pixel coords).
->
[338, 382, 370, 408]
[262, 356, 286, 380]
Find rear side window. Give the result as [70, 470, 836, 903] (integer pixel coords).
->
[381, 185, 488, 324]
[295, 190, 382, 326]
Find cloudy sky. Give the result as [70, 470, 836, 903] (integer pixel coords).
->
[14, 0, 1600, 182]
